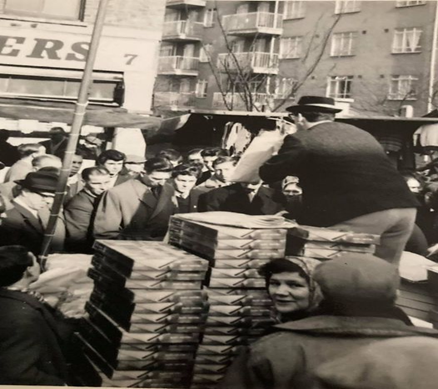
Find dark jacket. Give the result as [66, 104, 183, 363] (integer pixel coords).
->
[198, 183, 285, 215]
[0, 202, 65, 255]
[65, 189, 100, 253]
[259, 122, 418, 227]
[0, 289, 69, 385]
[0, 141, 20, 166]
[40, 138, 69, 159]
[219, 315, 438, 389]
[93, 178, 181, 240]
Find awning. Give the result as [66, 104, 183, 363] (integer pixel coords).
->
[0, 97, 162, 129]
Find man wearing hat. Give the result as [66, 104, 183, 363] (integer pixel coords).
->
[123, 154, 146, 178]
[0, 171, 65, 255]
[259, 96, 418, 265]
[40, 127, 69, 159]
[0, 245, 71, 385]
[77, 135, 103, 160]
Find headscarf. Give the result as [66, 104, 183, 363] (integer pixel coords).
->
[260, 256, 323, 322]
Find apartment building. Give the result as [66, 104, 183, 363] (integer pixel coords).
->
[154, 0, 438, 116]
[0, 0, 166, 114]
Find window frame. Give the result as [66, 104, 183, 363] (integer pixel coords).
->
[330, 32, 357, 57]
[195, 79, 208, 98]
[334, 0, 361, 14]
[327, 75, 354, 99]
[279, 36, 303, 59]
[204, 8, 216, 28]
[283, 1, 306, 20]
[4, 0, 84, 21]
[392, 27, 422, 54]
[199, 44, 212, 63]
[388, 75, 418, 100]
[274, 77, 296, 99]
[395, 0, 426, 8]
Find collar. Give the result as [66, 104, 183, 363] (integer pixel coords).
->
[275, 315, 438, 337]
[306, 120, 333, 130]
[13, 197, 38, 218]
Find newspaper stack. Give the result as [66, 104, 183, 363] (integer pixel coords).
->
[168, 215, 287, 389]
[77, 240, 210, 388]
[285, 225, 380, 260]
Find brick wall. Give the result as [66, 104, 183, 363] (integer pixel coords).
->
[84, 0, 166, 31]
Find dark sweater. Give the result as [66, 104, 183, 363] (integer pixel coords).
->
[259, 122, 418, 226]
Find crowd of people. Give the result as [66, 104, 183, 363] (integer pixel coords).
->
[2, 96, 438, 387]
[0, 133, 304, 255]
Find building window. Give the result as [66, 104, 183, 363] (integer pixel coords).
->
[195, 80, 208, 98]
[199, 44, 212, 63]
[204, 8, 215, 27]
[283, 1, 306, 19]
[335, 0, 361, 14]
[396, 0, 426, 7]
[4, 0, 82, 20]
[388, 75, 418, 100]
[0, 74, 119, 102]
[327, 76, 353, 99]
[392, 28, 422, 53]
[331, 32, 357, 57]
[275, 77, 296, 99]
[280, 37, 303, 59]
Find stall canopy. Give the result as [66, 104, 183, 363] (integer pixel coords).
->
[0, 97, 162, 129]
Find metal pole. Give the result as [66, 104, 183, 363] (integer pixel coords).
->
[40, 0, 109, 264]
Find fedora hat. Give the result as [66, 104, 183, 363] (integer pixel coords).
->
[15, 171, 58, 193]
[286, 96, 342, 114]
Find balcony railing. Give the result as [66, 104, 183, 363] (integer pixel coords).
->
[158, 56, 199, 75]
[222, 12, 283, 35]
[154, 92, 196, 108]
[217, 52, 279, 74]
[166, 0, 206, 7]
[162, 20, 204, 41]
[212, 92, 268, 111]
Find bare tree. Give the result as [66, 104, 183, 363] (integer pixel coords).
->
[203, 1, 343, 112]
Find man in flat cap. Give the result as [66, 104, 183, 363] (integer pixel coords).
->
[259, 96, 418, 265]
[0, 171, 65, 255]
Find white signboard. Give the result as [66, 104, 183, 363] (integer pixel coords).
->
[0, 25, 156, 72]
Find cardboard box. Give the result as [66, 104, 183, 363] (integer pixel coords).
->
[170, 217, 288, 240]
[88, 267, 203, 290]
[208, 278, 266, 289]
[287, 225, 380, 244]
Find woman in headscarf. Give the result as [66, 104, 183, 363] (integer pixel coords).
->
[259, 256, 322, 324]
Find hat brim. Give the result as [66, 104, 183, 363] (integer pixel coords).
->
[14, 180, 57, 192]
[286, 104, 342, 114]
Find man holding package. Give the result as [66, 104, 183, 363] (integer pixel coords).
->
[259, 96, 418, 265]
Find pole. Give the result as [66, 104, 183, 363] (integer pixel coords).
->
[39, 0, 109, 265]
[428, 1, 438, 113]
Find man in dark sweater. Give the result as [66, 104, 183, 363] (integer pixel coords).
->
[65, 167, 111, 253]
[259, 96, 419, 265]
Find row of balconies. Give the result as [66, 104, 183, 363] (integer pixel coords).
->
[154, 91, 290, 110]
[162, 12, 283, 42]
[157, 52, 279, 76]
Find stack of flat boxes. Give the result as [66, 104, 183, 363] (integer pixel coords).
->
[168, 215, 287, 389]
[285, 225, 380, 260]
[77, 241, 210, 388]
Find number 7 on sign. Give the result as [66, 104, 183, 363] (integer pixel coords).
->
[124, 54, 138, 65]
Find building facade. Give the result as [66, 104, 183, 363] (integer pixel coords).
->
[153, 0, 438, 116]
[0, 0, 166, 114]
